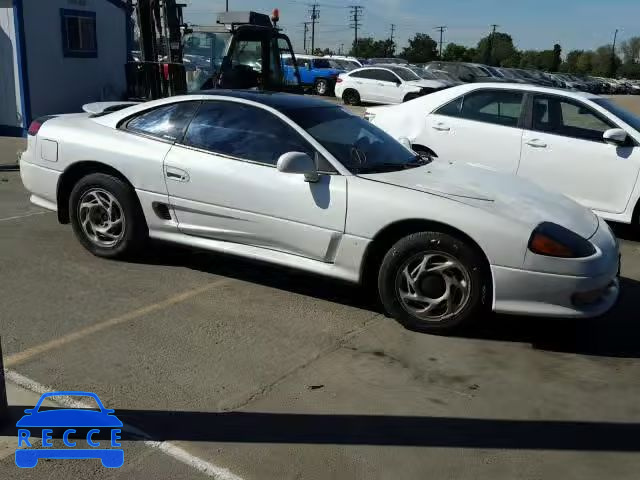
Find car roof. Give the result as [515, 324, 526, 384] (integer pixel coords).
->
[437, 82, 599, 99]
[194, 90, 337, 110]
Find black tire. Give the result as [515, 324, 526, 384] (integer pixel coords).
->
[378, 231, 491, 334]
[403, 93, 420, 103]
[342, 89, 361, 106]
[69, 173, 148, 259]
[314, 78, 329, 96]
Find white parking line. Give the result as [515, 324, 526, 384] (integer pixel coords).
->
[0, 211, 50, 223]
[5, 370, 244, 480]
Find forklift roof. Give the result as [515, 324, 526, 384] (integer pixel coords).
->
[216, 11, 274, 28]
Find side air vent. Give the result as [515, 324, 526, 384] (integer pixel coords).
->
[152, 202, 172, 220]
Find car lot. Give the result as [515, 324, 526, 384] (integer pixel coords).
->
[1, 98, 640, 479]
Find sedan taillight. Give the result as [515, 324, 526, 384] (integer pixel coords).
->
[336, 77, 343, 83]
[28, 116, 55, 136]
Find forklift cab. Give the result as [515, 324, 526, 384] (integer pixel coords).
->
[184, 11, 303, 93]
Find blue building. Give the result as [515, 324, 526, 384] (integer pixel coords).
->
[0, 0, 129, 136]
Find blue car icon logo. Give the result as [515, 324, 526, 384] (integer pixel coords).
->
[16, 391, 124, 468]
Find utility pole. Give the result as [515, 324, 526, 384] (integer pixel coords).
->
[389, 24, 396, 56]
[225, 0, 228, 12]
[486, 24, 499, 66]
[349, 5, 364, 57]
[303, 22, 311, 53]
[435, 25, 447, 58]
[309, 3, 320, 55]
[339, 43, 344, 55]
[610, 28, 619, 77]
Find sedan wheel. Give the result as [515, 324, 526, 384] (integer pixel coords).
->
[70, 173, 148, 259]
[378, 231, 490, 333]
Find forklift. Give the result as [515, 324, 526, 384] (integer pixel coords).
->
[127, 1, 303, 100]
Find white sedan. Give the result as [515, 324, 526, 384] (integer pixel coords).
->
[335, 65, 447, 106]
[20, 92, 619, 333]
[366, 83, 640, 226]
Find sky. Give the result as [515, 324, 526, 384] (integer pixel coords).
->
[183, 0, 640, 55]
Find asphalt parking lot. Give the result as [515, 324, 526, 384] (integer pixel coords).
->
[1, 98, 640, 479]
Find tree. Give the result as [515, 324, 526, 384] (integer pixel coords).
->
[619, 37, 640, 65]
[576, 51, 594, 74]
[619, 62, 640, 79]
[442, 43, 472, 62]
[590, 44, 621, 77]
[313, 48, 334, 56]
[474, 32, 518, 66]
[349, 38, 393, 58]
[564, 50, 584, 73]
[552, 44, 562, 72]
[400, 33, 438, 63]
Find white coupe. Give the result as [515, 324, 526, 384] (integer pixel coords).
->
[20, 91, 619, 333]
[366, 83, 640, 226]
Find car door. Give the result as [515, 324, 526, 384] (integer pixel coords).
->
[421, 89, 526, 173]
[162, 100, 347, 262]
[349, 69, 378, 102]
[517, 94, 640, 214]
[371, 69, 404, 104]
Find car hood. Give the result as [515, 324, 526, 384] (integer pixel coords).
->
[406, 79, 446, 89]
[359, 161, 599, 239]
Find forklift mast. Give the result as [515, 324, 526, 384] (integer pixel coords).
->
[127, 0, 188, 100]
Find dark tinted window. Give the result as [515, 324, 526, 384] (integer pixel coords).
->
[313, 59, 331, 69]
[532, 95, 615, 142]
[182, 101, 313, 165]
[593, 98, 640, 132]
[373, 69, 400, 83]
[351, 69, 377, 80]
[126, 102, 200, 141]
[437, 90, 524, 127]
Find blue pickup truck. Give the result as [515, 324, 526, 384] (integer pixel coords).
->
[283, 55, 345, 96]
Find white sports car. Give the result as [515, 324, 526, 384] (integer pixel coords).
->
[20, 91, 620, 333]
[365, 83, 640, 226]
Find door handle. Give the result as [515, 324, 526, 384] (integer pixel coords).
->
[432, 124, 450, 131]
[165, 166, 189, 182]
[525, 139, 547, 148]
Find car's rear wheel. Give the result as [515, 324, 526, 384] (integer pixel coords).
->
[314, 78, 329, 96]
[378, 231, 490, 334]
[69, 173, 147, 259]
[342, 89, 361, 105]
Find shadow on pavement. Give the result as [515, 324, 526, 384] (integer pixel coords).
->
[2, 406, 640, 452]
[135, 242, 640, 358]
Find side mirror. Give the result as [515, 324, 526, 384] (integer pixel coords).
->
[398, 137, 413, 151]
[603, 128, 628, 146]
[277, 152, 319, 183]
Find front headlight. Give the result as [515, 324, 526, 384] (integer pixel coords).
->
[528, 222, 596, 258]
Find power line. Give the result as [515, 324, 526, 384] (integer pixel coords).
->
[309, 3, 320, 54]
[349, 5, 364, 56]
[435, 26, 447, 58]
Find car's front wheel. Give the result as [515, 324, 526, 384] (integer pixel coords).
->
[378, 231, 491, 334]
[69, 173, 148, 259]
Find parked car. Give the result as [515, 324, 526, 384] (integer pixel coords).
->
[335, 65, 447, 105]
[553, 73, 591, 91]
[326, 57, 361, 71]
[282, 54, 344, 95]
[425, 69, 464, 86]
[366, 83, 640, 226]
[483, 66, 529, 84]
[367, 57, 409, 65]
[20, 91, 620, 333]
[425, 62, 507, 84]
[327, 55, 363, 68]
[407, 66, 461, 88]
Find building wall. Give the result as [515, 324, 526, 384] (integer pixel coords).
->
[0, 2, 23, 133]
[22, 0, 127, 119]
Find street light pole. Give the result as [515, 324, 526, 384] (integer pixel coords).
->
[226, 0, 228, 12]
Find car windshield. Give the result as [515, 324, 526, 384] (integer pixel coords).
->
[313, 59, 332, 69]
[497, 68, 517, 79]
[286, 107, 426, 174]
[390, 67, 421, 81]
[469, 65, 491, 77]
[486, 66, 504, 77]
[592, 98, 640, 132]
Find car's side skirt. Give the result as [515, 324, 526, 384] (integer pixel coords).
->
[149, 230, 369, 284]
